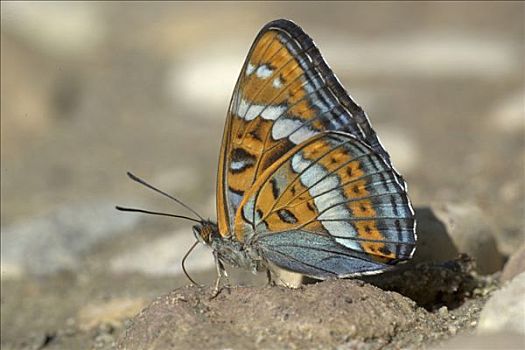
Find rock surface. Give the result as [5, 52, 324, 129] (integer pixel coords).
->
[117, 257, 494, 349]
[501, 243, 525, 283]
[117, 281, 430, 350]
[430, 332, 525, 350]
[478, 272, 525, 335]
[430, 202, 505, 274]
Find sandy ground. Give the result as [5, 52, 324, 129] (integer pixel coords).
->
[1, 2, 524, 349]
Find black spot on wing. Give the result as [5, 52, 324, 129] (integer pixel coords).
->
[390, 195, 399, 216]
[279, 73, 287, 84]
[277, 209, 298, 224]
[379, 172, 389, 191]
[306, 201, 316, 213]
[248, 126, 264, 142]
[228, 186, 244, 197]
[394, 219, 402, 257]
[230, 148, 256, 174]
[270, 178, 280, 199]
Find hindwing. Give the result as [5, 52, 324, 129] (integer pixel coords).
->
[234, 132, 416, 267]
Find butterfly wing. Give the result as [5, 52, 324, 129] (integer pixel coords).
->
[234, 131, 416, 278]
[217, 19, 402, 236]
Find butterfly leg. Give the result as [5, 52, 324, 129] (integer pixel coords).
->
[266, 268, 276, 286]
[210, 251, 229, 298]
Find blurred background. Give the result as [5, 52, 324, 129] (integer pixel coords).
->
[1, 2, 523, 349]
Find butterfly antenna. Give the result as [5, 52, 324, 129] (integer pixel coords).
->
[126, 171, 204, 221]
[115, 206, 201, 224]
[182, 240, 200, 285]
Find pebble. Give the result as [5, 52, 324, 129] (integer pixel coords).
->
[93, 333, 115, 349]
[478, 272, 525, 335]
[438, 306, 448, 317]
[428, 202, 505, 274]
[501, 243, 525, 283]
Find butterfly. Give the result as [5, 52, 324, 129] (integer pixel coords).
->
[119, 19, 416, 292]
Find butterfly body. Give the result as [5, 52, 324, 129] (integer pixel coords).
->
[192, 19, 416, 283]
[193, 221, 264, 274]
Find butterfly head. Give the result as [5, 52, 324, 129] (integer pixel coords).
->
[192, 220, 219, 245]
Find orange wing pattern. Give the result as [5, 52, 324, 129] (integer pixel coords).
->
[234, 132, 415, 264]
[217, 19, 402, 236]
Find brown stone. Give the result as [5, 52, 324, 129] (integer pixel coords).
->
[117, 280, 428, 350]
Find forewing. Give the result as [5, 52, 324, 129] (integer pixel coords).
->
[217, 19, 399, 235]
[234, 131, 416, 273]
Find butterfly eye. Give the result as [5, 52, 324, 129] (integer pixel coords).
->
[192, 225, 202, 240]
[193, 224, 213, 244]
